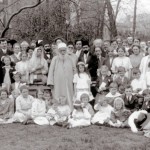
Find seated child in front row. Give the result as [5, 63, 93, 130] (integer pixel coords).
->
[47, 96, 71, 126]
[31, 89, 49, 125]
[121, 85, 139, 112]
[91, 98, 113, 125]
[105, 82, 121, 106]
[108, 97, 130, 128]
[0, 89, 14, 123]
[131, 69, 146, 94]
[13, 85, 34, 124]
[68, 94, 93, 128]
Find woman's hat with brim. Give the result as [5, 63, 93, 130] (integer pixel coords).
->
[73, 100, 81, 107]
[77, 61, 85, 66]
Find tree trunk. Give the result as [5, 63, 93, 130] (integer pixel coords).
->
[106, 0, 117, 39]
[133, 0, 137, 38]
[99, 0, 106, 39]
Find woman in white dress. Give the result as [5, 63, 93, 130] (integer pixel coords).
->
[29, 47, 48, 84]
[139, 47, 150, 80]
[15, 52, 29, 83]
[111, 47, 133, 79]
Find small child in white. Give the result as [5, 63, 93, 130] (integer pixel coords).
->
[91, 98, 113, 125]
[68, 100, 92, 128]
[31, 89, 49, 125]
[47, 96, 71, 127]
[108, 97, 130, 127]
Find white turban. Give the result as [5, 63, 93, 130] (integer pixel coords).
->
[57, 42, 67, 49]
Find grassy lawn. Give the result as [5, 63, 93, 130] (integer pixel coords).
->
[0, 124, 149, 150]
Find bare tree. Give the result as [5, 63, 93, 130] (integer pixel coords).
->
[1, 0, 45, 38]
[132, 0, 137, 38]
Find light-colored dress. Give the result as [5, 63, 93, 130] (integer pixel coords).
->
[91, 104, 114, 124]
[0, 98, 14, 123]
[13, 95, 34, 122]
[68, 108, 91, 128]
[29, 48, 48, 84]
[131, 78, 147, 94]
[47, 55, 76, 110]
[47, 105, 71, 125]
[31, 99, 49, 125]
[73, 73, 94, 101]
[15, 61, 29, 83]
[130, 54, 143, 69]
[139, 55, 150, 80]
[111, 56, 133, 78]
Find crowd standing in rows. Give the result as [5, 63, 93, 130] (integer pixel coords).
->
[0, 36, 150, 137]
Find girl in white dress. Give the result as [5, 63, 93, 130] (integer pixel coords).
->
[15, 52, 29, 83]
[111, 47, 132, 79]
[68, 100, 92, 128]
[91, 98, 113, 125]
[73, 62, 94, 101]
[31, 89, 49, 125]
[131, 69, 146, 94]
[13, 85, 34, 124]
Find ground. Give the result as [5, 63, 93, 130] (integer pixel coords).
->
[0, 124, 149, 150]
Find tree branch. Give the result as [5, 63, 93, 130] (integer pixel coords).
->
[1, 0, 45, 37]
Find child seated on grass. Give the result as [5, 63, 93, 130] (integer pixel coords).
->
[31, 89, 49, 125]
[79, 93, 94, 117]
[68, 100, 92, 128]
[122, 85, 139, 112]
[13, 85, 34, 124]
[0, 89, 14, 123]
[108, 97, 130, 128]
[131, 69, 146, 94]
[91, 97, 113, 125]
[47, 96, 71, 127]
[113, 67, 130, 94]
[105, 82, 121, 106]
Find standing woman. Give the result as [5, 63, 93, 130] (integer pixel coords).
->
[111, 47, 132, 79]
[47, 43, 76, 110]
[15, 51, 29, 83]
[130, 45, 143, 78]
[130, 45, 143, 69]
[139, 46, 150, 80]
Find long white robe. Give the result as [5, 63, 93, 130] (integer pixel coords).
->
[47, 55, 76, 110]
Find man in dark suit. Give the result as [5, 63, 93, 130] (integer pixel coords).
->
[0, 38, 12, 60]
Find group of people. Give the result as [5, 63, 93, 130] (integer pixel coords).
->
[0, 36, 150, 137]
